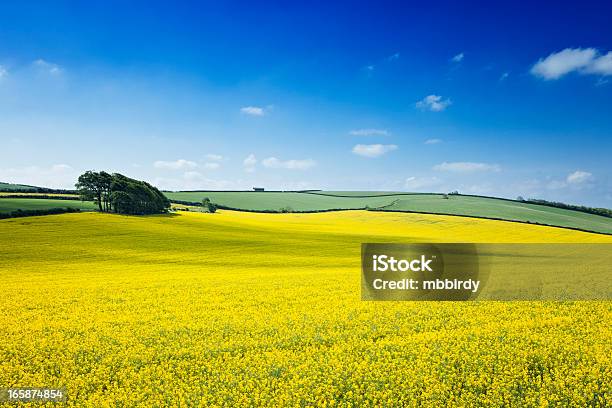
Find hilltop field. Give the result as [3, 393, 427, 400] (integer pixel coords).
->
[165, 190, 612, 234]
[1, 210, 610, 406]
[2, 188, 611, 234]
[0, 198, 96, 214]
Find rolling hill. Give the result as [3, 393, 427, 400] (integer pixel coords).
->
[164, 191, 612, 234]
[0, 181, 42, 192]
[0, 198, 97, 214]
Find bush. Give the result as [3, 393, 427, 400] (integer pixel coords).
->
[202, 198, 218, 213]
[525, 198, 612, 218]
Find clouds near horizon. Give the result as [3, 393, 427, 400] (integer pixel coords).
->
[262, 157, 316, 170]
[433, 162, 500, 173]
[154, 159, 197, 170]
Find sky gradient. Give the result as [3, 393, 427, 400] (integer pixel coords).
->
[1, 1, 611, 206]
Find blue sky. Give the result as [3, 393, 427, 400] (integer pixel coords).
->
[0, 1, 611, 206]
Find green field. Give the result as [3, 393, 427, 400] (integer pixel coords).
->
[0, 181, 41, 192]
[381, 194, 612, 234]
[164, 191, 612, 234]
[2, 187, 611, 234]
[0, 198, 97, 214]
[165, 191, 398, 211]
[308, 191, 404, 197]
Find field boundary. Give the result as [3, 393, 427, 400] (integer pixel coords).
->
[0, 207, 83, 219]
[167, 199, 612, 236]
[303, 191, 437, 198]
[372, 208, 612, 236]
[170, 200, 365, 214]
[168, 190, 612, 219]
[305, 191, 612, 219]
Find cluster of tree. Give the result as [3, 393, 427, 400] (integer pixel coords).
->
[517, 197, 612, 218]
[0, 207, 81, 219]
[76, 171, 170, 215]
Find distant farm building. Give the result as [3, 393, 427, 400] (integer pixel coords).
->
[253, 187, 265, 192]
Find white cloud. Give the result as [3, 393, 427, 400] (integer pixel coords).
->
[0, 65, 7, 79]
[451, 52, 464, 63]
[33, 59, 63, 75]
[154, 175, 241, 191]
[531, 48, 612, 80]
[203, 162, 220, 170]
[240, 106, 265, 116]
[51, 164, 72, 172]
[405, 176, 442, 190]
[352, 144, 398, 158]
[153, 159, 197, 170]
[433, 161, 500, 173]
[543, 171, 594, 191]
[349, 128, 389, 136]
[205, 154, 224, 161]
[416, 95, 452, 112]
[386, 52, 400, 62]
[183, 171, 203, 181]
[262, 157, 316, 170]
[566, 170, 593, 185]
[499, 72, 509, 81]
[424, 138, 442, 145]
[243, 154, 257, 172]
[584, 51, 612, 75]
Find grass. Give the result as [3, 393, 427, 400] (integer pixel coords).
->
[0, 198, 97, 214]
[381, 194, 612, 234]
[1, 210, 610, 406]
[164, 191, 612, 234]
[165, 191, 397, 211]
[0, 181, 41, 191]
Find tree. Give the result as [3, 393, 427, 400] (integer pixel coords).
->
[76, 171, 105, 211]
[99, 171, 113, 212]
[202, 198, 217, 213]
[75, 171, 170, 215]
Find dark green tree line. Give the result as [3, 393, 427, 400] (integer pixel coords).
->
[76, 171, 170, 215]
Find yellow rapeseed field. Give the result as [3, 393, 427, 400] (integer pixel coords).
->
[1, 211, 610, 406]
